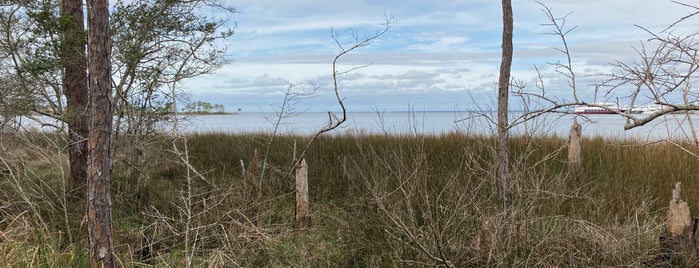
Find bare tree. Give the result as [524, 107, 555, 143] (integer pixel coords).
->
[511, 3, 583, 121]
[260, 82, 317, 185]
[287, 15, 395, 175]
[592, 1, 699, 158]
[86, 0, 116, 266]
[513, 1, 699, 129]
[605, 19, 699, 128]
[497, 0, 513, 210]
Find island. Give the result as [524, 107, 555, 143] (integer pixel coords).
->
[180, 101, 234, 115]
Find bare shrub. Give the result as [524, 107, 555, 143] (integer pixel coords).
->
[356, 134, 662, 266]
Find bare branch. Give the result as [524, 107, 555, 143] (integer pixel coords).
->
[287, 14, 395, 177]
[537, 1, 578, 102]
[664, 1, 699, 32]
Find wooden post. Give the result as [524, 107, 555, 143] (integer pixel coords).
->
[660, 182, 698, 265]
[295, 159, 311, 229]
[568, 118, 583, 175]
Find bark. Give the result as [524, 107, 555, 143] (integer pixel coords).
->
[659, 182, 698, 265]
[497, 0, 513, 210]
[567, 118, 582, 175]
[295, 159, 311, 229]
[61, 0, 89, 192]
[86, 0, 116, 266]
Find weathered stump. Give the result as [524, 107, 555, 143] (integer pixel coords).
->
[659, 182, 698, 265]
[567, 118, 583, 175]
[295, 159, 311, 229]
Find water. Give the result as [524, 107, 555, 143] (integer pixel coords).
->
[18, 111, 699, 141]
[180, 112, 468, 135]
[176, 111, 699, 141]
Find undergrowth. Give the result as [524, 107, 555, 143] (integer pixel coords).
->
[0, 130, 697, 266]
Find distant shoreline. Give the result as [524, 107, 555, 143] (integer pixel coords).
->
[177, 112, 238, 116]
[181, 110, 534, 114]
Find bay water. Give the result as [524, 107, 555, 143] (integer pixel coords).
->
[18, 111, 698, 141]
[178, 111, 699, 141]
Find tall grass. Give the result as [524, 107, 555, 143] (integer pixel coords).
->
[1, 130, 697, 266]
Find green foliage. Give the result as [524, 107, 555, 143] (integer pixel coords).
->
[110, 0, 235, 136]
[0, 0, 64, 119]
[0, 0, 235, 135]
[181, 100, 226, 114]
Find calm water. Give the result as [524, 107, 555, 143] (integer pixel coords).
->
[18, 111, 699, 141]
[177, 111, 699, 141]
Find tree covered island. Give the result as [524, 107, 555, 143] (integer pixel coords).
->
[181, 101, 231, 115]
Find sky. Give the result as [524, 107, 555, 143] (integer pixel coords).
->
[181, 0, 696, 113]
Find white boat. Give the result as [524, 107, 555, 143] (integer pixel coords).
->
[573, 102, 622, 114]
[637, 104, 665, 114]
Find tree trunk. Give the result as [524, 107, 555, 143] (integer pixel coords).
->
[86, 0, 116, 266]
[61, 0, 89, 193]
[659, 182, 698, 265]
[567, 118, 583, 175]
[497, 0, 513, 210]
[295, 159, 311, 229]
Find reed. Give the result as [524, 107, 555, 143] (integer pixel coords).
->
[1, 131, 697, 266]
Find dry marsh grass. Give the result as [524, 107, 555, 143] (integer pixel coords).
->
[0, 131, 697, 266]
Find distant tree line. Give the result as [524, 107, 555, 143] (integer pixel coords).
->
[182, 101, 227, 114]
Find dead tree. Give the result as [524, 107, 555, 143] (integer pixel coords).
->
[287, 15, 394, 177]
[295, 159, 311, 229]
[496, 0, 514, 210]
[567, 118, 583, 175]
[659, 182, 698, 265]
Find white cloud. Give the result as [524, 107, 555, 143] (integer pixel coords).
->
[182, 0, 696, 112]
[408, 35, 469, 52]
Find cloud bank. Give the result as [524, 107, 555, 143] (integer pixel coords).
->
[182, 0, 692, 112]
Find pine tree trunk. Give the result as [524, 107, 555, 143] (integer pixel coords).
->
[86, 0, 116, 266]
[61, 0, 89, 193]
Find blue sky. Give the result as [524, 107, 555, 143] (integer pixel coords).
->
[182, 0, 693, 113]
